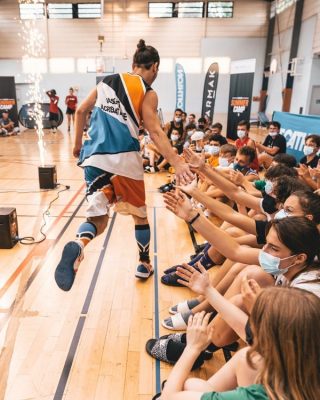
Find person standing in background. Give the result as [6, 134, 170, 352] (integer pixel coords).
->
[65, 87, 78, 132]
[46, 89, 59, 133]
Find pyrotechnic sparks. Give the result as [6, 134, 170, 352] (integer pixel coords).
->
[19, 0, 46, 166]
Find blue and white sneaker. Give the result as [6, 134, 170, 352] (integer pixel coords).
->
[135, 262, 154, 279]
[55, 241, 84, 291]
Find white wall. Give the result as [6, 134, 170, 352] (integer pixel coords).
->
[266, 0, 320, 117]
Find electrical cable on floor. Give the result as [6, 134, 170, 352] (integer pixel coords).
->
[16, 184, 71, 245]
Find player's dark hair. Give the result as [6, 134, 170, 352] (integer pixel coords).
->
[133, 39, 160, 70]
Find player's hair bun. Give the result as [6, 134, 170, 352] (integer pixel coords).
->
[137, 39, 146, 51]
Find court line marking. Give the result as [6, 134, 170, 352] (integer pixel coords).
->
[53, 213, 117, 400]
[0, 183, 85, 299]
[153, 207, 161, 394]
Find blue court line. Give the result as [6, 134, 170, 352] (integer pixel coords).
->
[53, 213, 117, 400]
[153, 207, 161, 394]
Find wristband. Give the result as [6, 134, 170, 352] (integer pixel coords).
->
[188, 212, 201, 225]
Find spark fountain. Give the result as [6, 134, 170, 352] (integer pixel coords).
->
[20, 0, 57, 188]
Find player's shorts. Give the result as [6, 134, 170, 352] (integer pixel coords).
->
[49, 112, 59, 121]
[66, 107, 76, 115]
[84, 166, 147, 219]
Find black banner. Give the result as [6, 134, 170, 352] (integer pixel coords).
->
[19, 103, 63, 129]
[227, 72, 254, 140]
[0, 76, 19, 126]
[201, 62, 219, 121]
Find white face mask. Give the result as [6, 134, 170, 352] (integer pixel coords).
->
[218, 157, 229, 167]
[303, 145, 314, 156]
[264, 180, 273, 195]
[175, 117, 182, 123]
[237, 130, 246, 139]
[274, 209, 289, 220]
[269, 131, 278, 137]
[187, 130, 194, 137]
[205, 145, 220, 155]
[171, 134, 179, 142]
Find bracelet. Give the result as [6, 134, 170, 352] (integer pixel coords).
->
[188, 212, 201, 225]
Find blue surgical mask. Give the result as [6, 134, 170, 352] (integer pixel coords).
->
[264, 180, 273, 195]
[259, 250, 297, 275]
[303, 145, 314, 156]
[237, 130, 246, 139]
[233, 163, 245, 171]
[274, 209, 289, 220]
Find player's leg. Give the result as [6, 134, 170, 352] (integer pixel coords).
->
[54, 167, 113, 291]
[133, 214, 153, 279]
[111, 174, 153, 279]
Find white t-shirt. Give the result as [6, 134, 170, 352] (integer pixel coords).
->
[275, 270, 320, 298]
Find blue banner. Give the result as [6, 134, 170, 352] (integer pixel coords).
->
[273, 111, 320, 160]
[175, 63, 186, 111]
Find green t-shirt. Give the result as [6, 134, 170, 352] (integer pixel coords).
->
[254, 180, 266, 191]
[200, 384, 268, 400]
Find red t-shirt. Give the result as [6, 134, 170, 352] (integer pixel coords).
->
[235, 136, 259, 172]
[65, 95, 78, 110]
[49, 96, 59, 114]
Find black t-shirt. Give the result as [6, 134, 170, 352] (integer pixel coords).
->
[255, 220, 268, 245]
[216, 134, 228, 145]
[262, 134, 286, 154]
[300, 154, 319, 168]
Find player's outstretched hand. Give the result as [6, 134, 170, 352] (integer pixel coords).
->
[174, 161, 194, 186]
[183, 148, 205, 171]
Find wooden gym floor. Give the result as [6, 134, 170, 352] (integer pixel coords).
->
[0, 125, 266, 400]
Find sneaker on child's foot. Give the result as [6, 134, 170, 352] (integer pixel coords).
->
[135, 261, 154, 279]
[55, 241, 84, 291]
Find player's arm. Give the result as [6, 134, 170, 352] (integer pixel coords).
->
[142, 90, 193, 185]
[73, 88, 97, 157]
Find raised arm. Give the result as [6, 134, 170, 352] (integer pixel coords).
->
[184, 148, 262, 212]
[180, 184, 256, 235]
[163, 191, 260, 265]
[142, 90, 193, 185]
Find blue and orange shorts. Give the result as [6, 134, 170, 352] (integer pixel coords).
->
[84, 166, 147, 219]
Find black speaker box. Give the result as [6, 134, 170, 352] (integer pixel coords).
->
[38, 165, 57, 189]
[0, 207, 18, 249]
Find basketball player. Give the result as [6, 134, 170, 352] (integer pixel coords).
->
[55, 39, 194, 291]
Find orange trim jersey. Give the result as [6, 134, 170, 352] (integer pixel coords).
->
[79, 73, 152, 180]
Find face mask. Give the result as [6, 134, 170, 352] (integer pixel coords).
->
[196, 144, 202, 152]
[171, 134, 179, 142]
[211, 145, 220, 155]
[175, 117, 181, 123]
[233, 163, 245, 172]
[274, 209, 289, 220]
[198, 124, 205, 130]
[303, 145, 314, 156]
[187, 130, 194, 137]
[237, 130, 246, 139]
[259, 250, 297, 275]
[264, 180, 273, 195]
[218, 157, 229, 168]
[269, 131, 278, 137]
